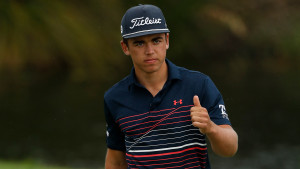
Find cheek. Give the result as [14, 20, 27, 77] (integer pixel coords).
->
[158, 46, 167, 56]
[129, 49, 143, 58]
[130, 52, 143, 63]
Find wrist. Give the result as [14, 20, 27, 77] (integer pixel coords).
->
[205, 121, 217, 135]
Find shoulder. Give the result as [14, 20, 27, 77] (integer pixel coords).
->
[104, 75, 131, 101]
[177, 65, 211, 83]
[174, 65, 219, 95]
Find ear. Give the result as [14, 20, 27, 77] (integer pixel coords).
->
[120, 40, 130, 55]
[165, 33, 170, 50]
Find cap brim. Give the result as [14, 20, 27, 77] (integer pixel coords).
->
[123, 29, 170, 39]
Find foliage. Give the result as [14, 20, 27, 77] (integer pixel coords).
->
[0, 0, 127, 85]
[0, 159, 97, 169]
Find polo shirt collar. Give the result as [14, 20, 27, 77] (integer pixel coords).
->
[166, 59, 182, 81]
[128, 59, 182, 88]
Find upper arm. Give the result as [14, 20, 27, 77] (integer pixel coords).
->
[104, 100, 126, 151]
[218, 124, 237, 137]
[219, 124, 232, 128]
[105, 148, 127, 169]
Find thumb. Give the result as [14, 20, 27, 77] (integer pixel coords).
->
[193, 95, 202, 107]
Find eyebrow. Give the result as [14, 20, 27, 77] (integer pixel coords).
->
[133, 40, 144, 44]
[152, 36, 164, 41]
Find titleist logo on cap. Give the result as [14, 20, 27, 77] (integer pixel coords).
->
[129, 17, 162, 29]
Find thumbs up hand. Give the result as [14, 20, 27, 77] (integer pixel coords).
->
[190, 95, 214, 134]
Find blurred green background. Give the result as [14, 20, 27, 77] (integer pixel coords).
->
[1, 0, 300, 169]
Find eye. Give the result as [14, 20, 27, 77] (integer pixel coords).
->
[133, 41, 144, 47]
[153, 38, 162, 44]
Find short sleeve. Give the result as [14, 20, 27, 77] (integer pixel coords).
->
[104, 100, 126, 151]
[201, 77, 231, 125]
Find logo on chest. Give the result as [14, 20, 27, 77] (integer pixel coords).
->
[173, 99, 183, 105]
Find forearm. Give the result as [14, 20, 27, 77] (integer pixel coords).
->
[105, 148, 127, 169]
[105, 162, 127, 169]
[206, 124, 238, 157]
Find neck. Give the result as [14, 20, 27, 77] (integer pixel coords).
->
[135, 62, 168, 97]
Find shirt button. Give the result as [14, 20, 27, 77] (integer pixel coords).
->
[150, 103, 155, 110]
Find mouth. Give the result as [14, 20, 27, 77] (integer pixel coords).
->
[144, 58, 158, 64]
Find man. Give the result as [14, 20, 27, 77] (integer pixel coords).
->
[104, 4, 238, 169]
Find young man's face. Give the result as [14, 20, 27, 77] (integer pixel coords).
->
[121, 33, 169, 74]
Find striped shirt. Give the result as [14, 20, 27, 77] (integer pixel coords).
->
[104, 59, 231, 169]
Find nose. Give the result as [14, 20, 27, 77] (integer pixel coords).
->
[145, 43, 154, 55]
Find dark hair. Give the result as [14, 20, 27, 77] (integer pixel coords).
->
[123, 38, 128, 47]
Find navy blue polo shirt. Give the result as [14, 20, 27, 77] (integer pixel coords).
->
[104, 59, 231, 169]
